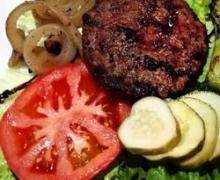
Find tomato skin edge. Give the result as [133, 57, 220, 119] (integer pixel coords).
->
[0, 62, 129, 180]
[0, 111, 122, 180]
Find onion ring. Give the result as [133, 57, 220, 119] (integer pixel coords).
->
[6, 2, 38, 54]
[7, 0, 93, 70]
[36, 2, 83, 55]
[8, 51, 24, 67]
[69, 0, 96, 27]
[23, 24, 77, 74]
[35, 0, 95, 27]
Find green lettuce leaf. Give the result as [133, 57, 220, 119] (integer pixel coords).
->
[186, 0, 214, 34]
[185, 0, 216, 83]
[198, 34, 216, 83]
[104, 154, 220, 180]
[102, 149, 220, 180]
[0, 1, 217, 179]
[104, 166, 148, 180]
[0, 151, 16, 180]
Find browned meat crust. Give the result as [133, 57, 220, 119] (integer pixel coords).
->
[82, 0, 208, 99]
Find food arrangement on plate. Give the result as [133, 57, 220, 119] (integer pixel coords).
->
[1, 0, 220, 179]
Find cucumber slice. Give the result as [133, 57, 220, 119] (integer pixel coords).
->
[145, 100, 205, 161]
[185, 91, 220, 160]
[118, 97, 179, 155]
[179, 97, 218, 168]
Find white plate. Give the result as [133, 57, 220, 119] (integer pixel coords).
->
[0, 0, 23, 78]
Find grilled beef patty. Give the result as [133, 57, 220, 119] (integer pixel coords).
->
[82, 0, 208, 99]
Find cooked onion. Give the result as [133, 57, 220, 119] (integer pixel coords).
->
[69, 0, 96, 27]
[64, 23, 83, 56]
[34, 0, 78, 20]
[35, 2, 83, 55]
[7, 0, 95, 72]
[6, 2, 37, 54]
[23, 24, 77, 74]
[8, 51, 24, 67]
[37, 1, 71, 26]
[35, 0, 95, 27]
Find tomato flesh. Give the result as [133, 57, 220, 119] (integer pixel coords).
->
[0, 62, 131, 180]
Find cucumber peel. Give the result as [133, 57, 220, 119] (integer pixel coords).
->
[145, 100, 205, 161]
[180, 97, 218, 168]
[185, 91, 220, 160]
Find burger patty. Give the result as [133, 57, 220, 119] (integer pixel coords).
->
[82, 0, 208, 99]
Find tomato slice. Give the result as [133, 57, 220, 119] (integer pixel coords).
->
[114, 101, 132, 126]
[0, 62, 130, 180]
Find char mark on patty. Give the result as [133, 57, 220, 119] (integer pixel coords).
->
[82, 0, 208, 99]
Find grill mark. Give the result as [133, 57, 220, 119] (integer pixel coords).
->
[83, 14, 92, 25]
[192, 51, 206, 62]
[145, 0, 157, 15]
[135, 55, 186, 78]
[105, 78, 159, 99]
[103, 75, 127, 92]
[92, 66, 106, 79]
[83, 14, 101, 27]
[92, 66, 126, 92]
[83, 0, 208, 99]
[166, 2, 179, 14]
[116, 26, 139, 43]
[134, 81, 158, 97]
[137, 17, 148, 27]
